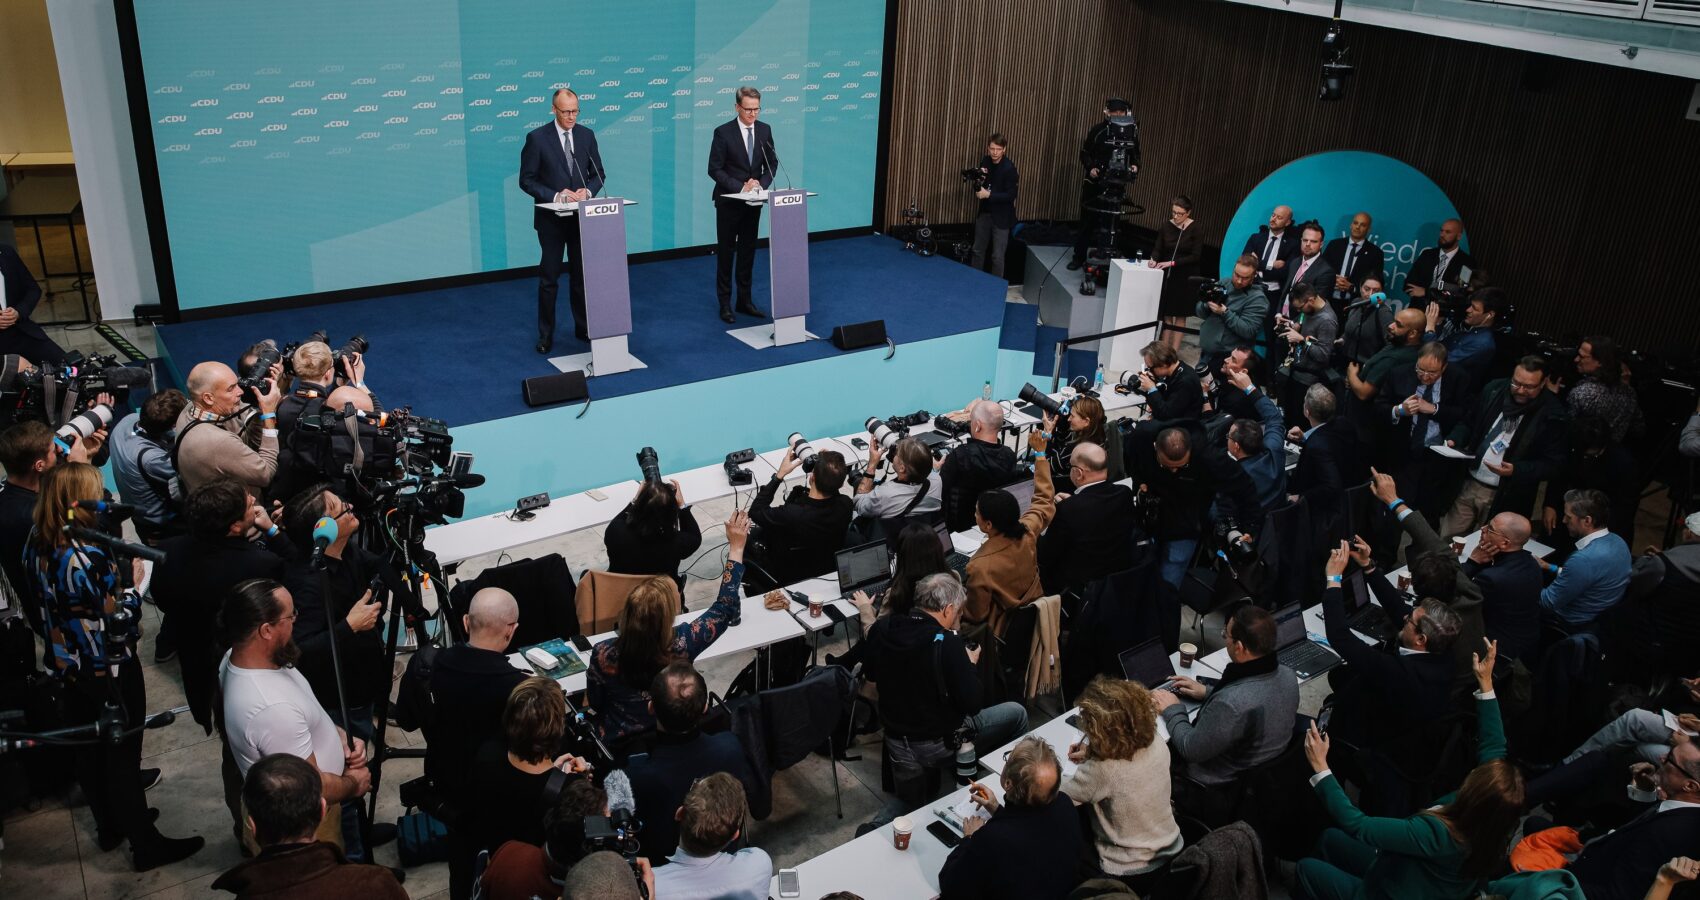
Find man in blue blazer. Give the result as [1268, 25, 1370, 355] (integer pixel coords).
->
[519, 88, 605, 353]
[707, 87, 776, 324]
[0, 242, 66, 365]
[1538, 487, 1631, 634]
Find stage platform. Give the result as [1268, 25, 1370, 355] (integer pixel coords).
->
[155, 234, 1055, 519]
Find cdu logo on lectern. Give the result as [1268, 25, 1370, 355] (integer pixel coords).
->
[774, 194, 804, 207]
[582, 202, 621, 217]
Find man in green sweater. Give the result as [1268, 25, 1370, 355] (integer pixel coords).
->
[1195, 254, 1268, 375]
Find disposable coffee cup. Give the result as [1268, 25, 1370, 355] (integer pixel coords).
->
[808, 597, 823, 618]
[1396, 573, 1413, 592]
[1451, 539, 1466, 557]
[1178, 643, 1197, 668]
[892, 816, 913, 850]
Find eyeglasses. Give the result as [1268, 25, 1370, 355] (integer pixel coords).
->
[1664, 752, 1700, 782]
[269, 611, 298, 626]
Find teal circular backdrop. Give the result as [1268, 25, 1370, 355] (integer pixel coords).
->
[1220, 151, 1466, 302]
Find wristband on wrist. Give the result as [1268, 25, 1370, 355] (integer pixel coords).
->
[1326, 574, 1342, 584]
[260, 412, 277, 422]
[1385, 497, 1405, 511]
[265, 525, 279, 537]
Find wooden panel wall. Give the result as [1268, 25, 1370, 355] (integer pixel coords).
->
[882, 0, 1700, 355]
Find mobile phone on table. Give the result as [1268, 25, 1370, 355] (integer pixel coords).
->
[570, 634, 592, 653]
[1066, 714, 1081, 730]
[777, 868, 801, 897]
[926, 820, 962, 848]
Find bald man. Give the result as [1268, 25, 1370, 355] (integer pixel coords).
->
[1322, 211, 1385, 314]
[428, 586, 526, 897]
[1037, 441, 1137, 596]
[1405, 218, 1475, 300]
[1463, 512, 1544, 664]
[175, 361, 283, 495]
[324, 385, 375, 415]
[1241, 204, 1300, 296]
[940, 397, 1020, 532]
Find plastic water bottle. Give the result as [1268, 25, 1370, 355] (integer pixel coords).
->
[1094, 364, 1105, 392]
[981, 381, 993, 402]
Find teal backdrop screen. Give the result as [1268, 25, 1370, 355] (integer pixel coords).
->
[132, 0, 887, 311]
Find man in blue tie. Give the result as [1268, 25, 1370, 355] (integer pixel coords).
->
[707, 88, 776, 324]
[519, 88, 605, 353]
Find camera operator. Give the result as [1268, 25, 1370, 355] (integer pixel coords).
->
[1194, 254, 1268, 376]
[151, 478, 292, 842]
[26, 462, 204, 870]
[1068, 98, 1139, 271]
[1128, 425, 1262, 590]
[1133, 341, 1203, 425]
[604, 478, 702, 591]
[1337, 274, 1395, 369]
[968, 133, 1019, 278]
[110, 389, 188, 547]
[0, 241, 68, 365]
[1273, 282, 1339, 430]
[0, 420, 98, 632]
[1564, 335, 1645, 443]
[854, 436, 943, 521]
[1422, 287, 1503, 387]
[940, 398, 1020, 533]
[176, 360, 283, 496]
[273, 341, 372, 504]
[1404, 218, 1474, 301]
[1046, 396, 1125, 494]
[746, 446, 853, 590]
[279, 483, 406, 861]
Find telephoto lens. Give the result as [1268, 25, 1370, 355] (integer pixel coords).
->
[1016, 383, 1065, 418]
[864, 417, 902, 453]
[56, 403, 115, 446]
[635, 446, 661, 483]
[787, 433, 818, 472]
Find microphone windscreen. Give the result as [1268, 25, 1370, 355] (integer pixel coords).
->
[102, 366, 155, 389]
[312, 516, 339, 546]
[603, 769, 636, 814]
[0, 355, 21, 393]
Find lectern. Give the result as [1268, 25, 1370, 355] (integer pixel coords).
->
[719, 188, 819, 349]
[536, 197, 642, 376]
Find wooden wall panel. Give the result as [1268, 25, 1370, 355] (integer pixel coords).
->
[882, 0, 1700, 355]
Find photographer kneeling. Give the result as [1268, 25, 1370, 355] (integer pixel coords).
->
[864, 573, 1029, 817]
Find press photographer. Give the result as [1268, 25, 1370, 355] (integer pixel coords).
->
[177, 360, 282, 496]
[747, 444, 852, 591]
[110, 389, 188, 547]
[1132, 342, 1203, 425]
[274, 338, 376, 503]
[1273, 282, 1339, 430]
[604, 460, 703, 591]
[1069, 97, 1140, 272]
[966, 133, 1018, 278]
[1422, 287, 1504, 387]
[1127, 424, 1262, 591]
[1194, 254, 1268, 375]
[26, 462, 204, 870]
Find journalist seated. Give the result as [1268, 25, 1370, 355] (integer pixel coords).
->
[211, 753, 406, 900]
[962, 429, 1056, 631]
[463, 677, 593, 874]
[1047, 396, 1125, 493]
[1537, 488, 1632, 635]
[746, 445, 853, 590]
[853, 436, 943, 521]
[1062, 677, 1182, 883]
[652, 772, 773, 900]
[603, 477, 703, 590]
[628, 661, 756, 865]
[588, 509, 751, 743]
[850, 521, 950, 630]
[863, 573, 1029, 810]
[177, 360, 283, 496]
[1153, 604, 1299, 821]
[938, 737, 1086, 900]
[478, 777, 652, 900]
[939, 397, 1020, 532]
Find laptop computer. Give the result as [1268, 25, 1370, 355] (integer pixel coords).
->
[1002, 477, 1037, 513]
[1343, 569, 1399, 645]
[1118, 638, 1177, 690]
[834, 540, 893, 600]
[1273, 602, 1342, 680]
[933, 522, 974, 578]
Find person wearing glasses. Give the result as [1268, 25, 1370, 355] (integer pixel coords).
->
[279, 483, 405, 862]
[426, 587, 528, 899]
[707, 86, 777, 324]
[520, 88, 605, 352]
[1036, 442, 1136, 598]
[221, 578, 372, 859]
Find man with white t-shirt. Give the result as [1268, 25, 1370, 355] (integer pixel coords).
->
[220, 577, 373, 858]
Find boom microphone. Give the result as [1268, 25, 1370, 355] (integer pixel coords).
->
[99, 366, 155, 389]
[603, 769, 636, 816]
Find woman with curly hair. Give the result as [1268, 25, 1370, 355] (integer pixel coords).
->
[1061, 676, 1183, 882]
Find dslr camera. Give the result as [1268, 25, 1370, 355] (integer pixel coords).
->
[1196, 279, 1227, 304]
[960, 166, 988, 190]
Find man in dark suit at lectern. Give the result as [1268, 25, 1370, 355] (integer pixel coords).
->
[519, 88, 605, 354]
[707, 87, 776, 324]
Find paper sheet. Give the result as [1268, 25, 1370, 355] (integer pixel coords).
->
[1429, 444, 1472, 459]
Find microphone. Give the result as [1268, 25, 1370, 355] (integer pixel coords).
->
[588, 152, 608, 199]
[99, 366, 155, 390]
[76, 500, 136, 515]
[604, 769, 637, 816]
[763, 139, 792, 191]
[310, 516, 338, 564]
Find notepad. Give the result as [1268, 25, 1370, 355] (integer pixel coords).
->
[1664, 709, 1697, 737]
[1429, 445, 1471, 459]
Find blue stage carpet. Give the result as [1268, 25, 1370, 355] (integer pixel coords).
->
[155, 234, 1008, 428]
